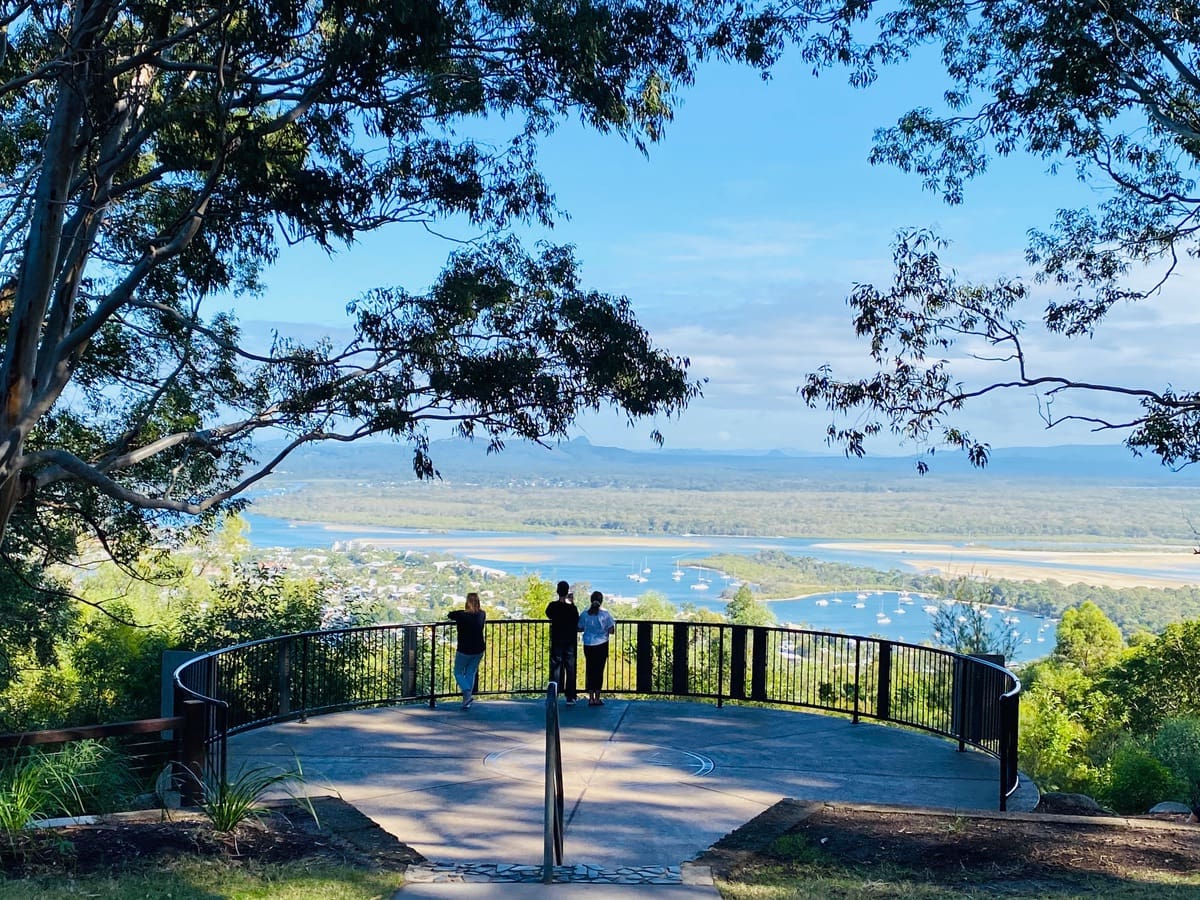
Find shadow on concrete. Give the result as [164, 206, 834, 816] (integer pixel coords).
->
[229, 699, 1038, 869]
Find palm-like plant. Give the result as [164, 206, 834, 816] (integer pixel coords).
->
[192, 760, 317, 835]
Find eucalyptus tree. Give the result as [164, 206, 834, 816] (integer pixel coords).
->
[771, 1, 1200, 469]
[0, 0, 782, 576]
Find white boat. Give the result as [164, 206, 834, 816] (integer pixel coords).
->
[626, 572, 647, 583]
[894, 607, 907, 615]
[852, 601, 866, 609]
[690, 582, 710, 591]
[672, 560, 685, 581]
[923, 605, 939, 614]
[856, 592, 869, 601]
[815, 599, 829, 607]
[876, 615, 892, 625]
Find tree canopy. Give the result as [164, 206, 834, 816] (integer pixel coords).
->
[0, 0, 784, 579]
[724, 583, 775, 626]
[780, 1, 1200, 470]
[1053, 601, 1125, 675]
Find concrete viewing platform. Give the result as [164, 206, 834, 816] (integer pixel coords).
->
[229, 699, 1038, 893]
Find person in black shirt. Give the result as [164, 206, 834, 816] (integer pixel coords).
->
[545, 580, 579, 705]
[447, 592, 486, 710]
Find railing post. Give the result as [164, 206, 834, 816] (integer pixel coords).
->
[636, 622, 654, 693]
[875, 642, 892, 721]
[298, 634, 309, 723]
[852, 639, 862, 724]
[716, 626, 725, 708]
[544, 682, 564, 882]
[401, 625, 417, 698]
[429, 624, 438, 708]
[277, 639, 291, 718]
[671, 623, 689, 696]
[730, 625, 748, 700]
[1000, 689, 1020, 811]
[179, 699, 209, 805]
[750, 627, 768, 702]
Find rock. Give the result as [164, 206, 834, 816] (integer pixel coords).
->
[1148, 802, 1193, 815]
[1035, 792, 1114, 817]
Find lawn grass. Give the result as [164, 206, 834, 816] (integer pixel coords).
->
[715, 828, 1200, 899]
[0, 857, 405, 900]
[718, 868, 1200, 899]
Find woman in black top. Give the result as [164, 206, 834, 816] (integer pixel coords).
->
[447, 592, 486, 710]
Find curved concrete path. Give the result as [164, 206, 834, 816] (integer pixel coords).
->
[229, 698, 1037, 878]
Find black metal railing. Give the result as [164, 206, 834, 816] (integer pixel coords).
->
[543, 681, 565, 881]
[174, 619, 1022, 809]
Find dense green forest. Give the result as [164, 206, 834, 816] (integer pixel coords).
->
[253, 479, 1200, 544]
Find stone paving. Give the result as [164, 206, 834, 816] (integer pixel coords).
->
[404, 862, 693, 884]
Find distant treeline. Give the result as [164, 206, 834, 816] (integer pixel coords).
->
[253, 480, 1200, 544]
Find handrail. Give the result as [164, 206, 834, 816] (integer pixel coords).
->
[0, 717, 184, 749]
[543, 681, 565, 882]
[173, 619, 1022, 809]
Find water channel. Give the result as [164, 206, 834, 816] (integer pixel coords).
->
[243, 512, 1065, 661]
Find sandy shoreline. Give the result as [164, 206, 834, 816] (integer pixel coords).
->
[306, 525, 1200, 589]
[345, 533, 716, 550]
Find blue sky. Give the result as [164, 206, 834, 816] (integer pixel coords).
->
[235, 53, 1200, 457]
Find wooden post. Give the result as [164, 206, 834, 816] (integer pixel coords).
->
[179, 699, 209, 805]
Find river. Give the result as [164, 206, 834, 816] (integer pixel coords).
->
[242, 512, 1059, 661]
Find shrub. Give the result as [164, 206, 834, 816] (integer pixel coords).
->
[1101, 742, 1182, 815]
[0, 755, 55, 833]
[1150, 717, 1200, 811]
[46, 740, 137, 815]
[0, 740, 138, 834]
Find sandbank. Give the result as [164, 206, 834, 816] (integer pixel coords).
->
[346, 533, 717, 552]
[814, 541, 1199, 589]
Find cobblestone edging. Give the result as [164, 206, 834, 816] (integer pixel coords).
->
[405, 862, 714, 885]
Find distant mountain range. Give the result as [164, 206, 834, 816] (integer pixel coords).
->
[258, 437, 1198, 490]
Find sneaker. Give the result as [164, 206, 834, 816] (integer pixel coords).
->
[461, 699, 473, 710]
[565, 699, 576, 706]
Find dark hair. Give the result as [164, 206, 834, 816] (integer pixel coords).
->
[587, 590, 603, 614]
[556, 580, 570, 598]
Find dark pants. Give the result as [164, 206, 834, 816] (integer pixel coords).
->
[583, 641, 609, 693]
[549, 642, 578, 700]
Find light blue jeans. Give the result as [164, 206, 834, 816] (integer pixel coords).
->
[454, 651, 483, 693]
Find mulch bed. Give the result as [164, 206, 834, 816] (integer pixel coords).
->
[0, 796, 424, 878]
[696, 799, 1200, 889]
